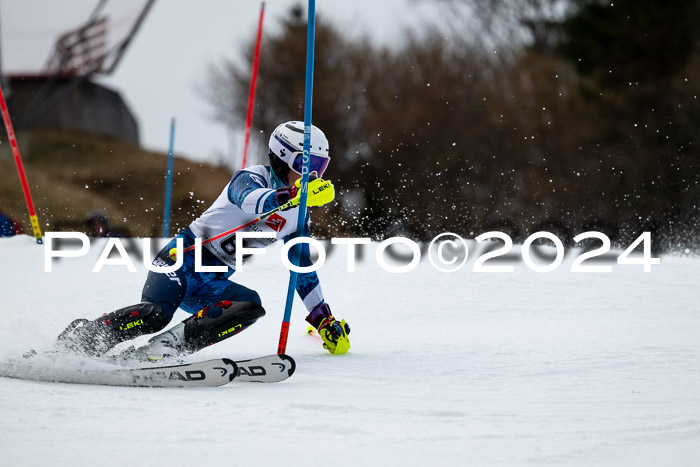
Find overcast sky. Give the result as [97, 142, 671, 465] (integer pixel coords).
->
[1, 0, 442, 167]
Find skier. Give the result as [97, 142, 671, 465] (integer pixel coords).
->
[85, 210, 120, 238]
[57, 121, 350, 360]
[0, 207, 23, 237]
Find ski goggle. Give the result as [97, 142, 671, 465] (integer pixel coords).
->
[288, 152, 330, 177]
[271, 134, 330, 176]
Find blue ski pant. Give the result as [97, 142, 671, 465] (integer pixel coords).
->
[141, 229, 261, 320]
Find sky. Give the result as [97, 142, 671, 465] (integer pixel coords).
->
[1, 0, 443, 167]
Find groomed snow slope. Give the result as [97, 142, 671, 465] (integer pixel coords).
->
[0, 234, 698, 466]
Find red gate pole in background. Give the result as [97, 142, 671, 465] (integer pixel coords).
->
[240, 2, 266, 169]
[0, 82, 44, 244]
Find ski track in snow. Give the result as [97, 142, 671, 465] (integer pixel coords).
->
[0, 235, 699, 466]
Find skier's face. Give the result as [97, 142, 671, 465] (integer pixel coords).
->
[287, 171, 302, 186]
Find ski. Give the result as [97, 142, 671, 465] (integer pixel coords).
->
[1, 353, 295, 387]
[115, 358, 238, 387]
[0, 355, 237, 388]
[115, 353, 296, 383]
[235, 354, 296, 383]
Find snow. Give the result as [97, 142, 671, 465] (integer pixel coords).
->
[1, 234, 699, 466]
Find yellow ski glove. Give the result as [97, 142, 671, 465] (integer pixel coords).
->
[318, 317, 351, 355]
[306, 303, 350, 355]
[292, 177, 335, 207]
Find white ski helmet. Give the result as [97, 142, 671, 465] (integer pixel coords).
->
[268, 121, 330, 181]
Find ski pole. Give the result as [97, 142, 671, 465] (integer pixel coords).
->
[180, 198, 298, 254]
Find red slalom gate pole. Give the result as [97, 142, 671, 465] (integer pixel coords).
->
[240, 1, 265, 169]
[0, 82, 43, 244]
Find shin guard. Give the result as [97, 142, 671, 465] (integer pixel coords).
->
[57, 302, 170, 356]
[183, 300, 266, 352]
[125, 301, 265, 360]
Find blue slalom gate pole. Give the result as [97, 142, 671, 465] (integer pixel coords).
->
[278, 0, 316, 354]
[162, 118, 176, 238]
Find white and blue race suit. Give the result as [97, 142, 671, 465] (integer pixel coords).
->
[141, 165, 325, 319]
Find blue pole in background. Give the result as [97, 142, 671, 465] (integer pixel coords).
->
[162, 118, 176, 238]
[278, 0, 316, 354]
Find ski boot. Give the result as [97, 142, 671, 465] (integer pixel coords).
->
[124, 300, 265, 361]
[55, 302, 170, 357]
